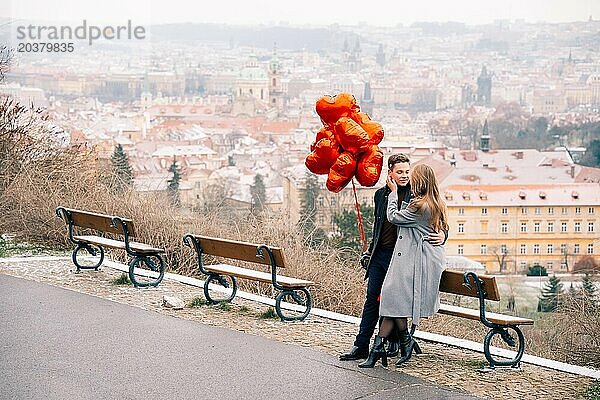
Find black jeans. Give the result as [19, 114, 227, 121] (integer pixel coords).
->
[354, 247, 397, 348]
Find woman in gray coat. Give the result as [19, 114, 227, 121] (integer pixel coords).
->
[359, 164, 448, 368]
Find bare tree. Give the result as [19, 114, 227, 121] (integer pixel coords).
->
[200, 181, 230, 213]
[0, 45, 13, 83]
[490, 245, 511, 273]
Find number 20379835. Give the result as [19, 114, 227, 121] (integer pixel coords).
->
[17, 42, 74, 52]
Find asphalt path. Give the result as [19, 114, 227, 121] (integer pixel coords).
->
[0, 274, 478, 399]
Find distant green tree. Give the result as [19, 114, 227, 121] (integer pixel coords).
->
[227, 155, 235, 166]
[110, 144, 133, 192]
[568, 282, 577, 297]
[299, 171, 325, 246]
[580, 139, 600, 168]
[250, 173, 266, 213]
[527, 264, 547, 276]
[332, 203, 374, 253]
[167, 157, 181, 206]
[537, 275, 564, 312]
[581, 273, 598, 306]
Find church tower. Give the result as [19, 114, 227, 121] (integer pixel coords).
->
[480, 119, 490, 152]
[362, 81, 374, 116]
[477, 66, 492, 106]
[268, 43, 285, 112]
[140, 69, 152, 108]
[376, 44, 386, 68]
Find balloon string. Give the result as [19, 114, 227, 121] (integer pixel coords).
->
[352, 179, 367, 252]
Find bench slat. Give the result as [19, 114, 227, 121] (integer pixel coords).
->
[204, 263, 314, 288]
[66, 208, 137, 237]
[74, 235, 164, 254]
[439, 270, 501, 301]
[191, 235, 286, 267]
[438, 303, 534, 326]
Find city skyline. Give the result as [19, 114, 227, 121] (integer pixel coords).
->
[1, 0, 599, 27]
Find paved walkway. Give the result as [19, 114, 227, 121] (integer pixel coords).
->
[0, 275, 478, 400]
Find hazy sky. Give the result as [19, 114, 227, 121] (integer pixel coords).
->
[2, 0, 599, 26]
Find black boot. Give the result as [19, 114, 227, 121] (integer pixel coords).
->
[395, 329, 422, 366]
[339, 345, 369, 361]
[385, 341, 400, 357]
[358, 336, 388, 368]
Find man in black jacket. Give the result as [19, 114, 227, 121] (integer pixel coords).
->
[339, 154, 447, 361]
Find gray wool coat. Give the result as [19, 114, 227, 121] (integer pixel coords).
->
[379, 191, 446, 326]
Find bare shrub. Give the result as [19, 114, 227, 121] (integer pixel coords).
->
[528, 295, 600, 368]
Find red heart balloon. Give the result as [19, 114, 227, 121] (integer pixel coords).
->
[310, 126, 335, 152]
[351, 112, 384, 146]
[326, 152, 357, 193]
[333, 117, 371, 156]
[356, 145, 383, 187]
[305, 138, 342, 175]
[315, 93, 359, 126]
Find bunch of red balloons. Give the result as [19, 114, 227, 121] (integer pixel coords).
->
[305, 93, 384, 193]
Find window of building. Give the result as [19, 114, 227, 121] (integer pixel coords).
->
[520, 222, 527, 232]
[458, 223, 464, 233]
[547, 222, 554, 232]
[562, 207, 568, 214]
[458, 208, 464, 215]
[560, 261, 567, 270]
[548, 207, 554, 214]
[560, 243, 567, 254]
[574, 244, 580, 254]
[481, 221, 488, 233]
[481, 208, 488, 215]
[521, 207, 527, 214]
[520, 244, 526, 254]
[480, 245, 487, 255]
[588, 244, 594, 254]
[547, 261, 553, 270]
[589, 207, 595, 214]
[318, 197, 324, 207]
[535, 207, 541, 215]
[534, 222, 540, 232]
[520, 261, 527, 269]
[318, 215, 324, 224]
[533, 244, 540, 254]
[561, 222, 567, 232]
[501, 208, 508, 214]
[588, 222, 595, 232]
[330, 197, 336, 207]
[501, 222, 508, 233]
[547, 244, 553, 254]
[457, 245, 464, 255]
[575, 207, 581, 214]
[575, 222, 581, 232]
[501, 244, 507, 254]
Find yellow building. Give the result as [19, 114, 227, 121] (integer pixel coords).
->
[444, 184, 599, 273]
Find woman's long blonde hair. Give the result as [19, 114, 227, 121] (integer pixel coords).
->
[409, 164, 449, 232]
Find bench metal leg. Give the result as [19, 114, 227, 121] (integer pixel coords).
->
[72, 243, 104, 272]
[128, 254, 165, 288]
[482, 325, 525, 369]
[275, 288, 312, 322]
[203, 274, 238, 303]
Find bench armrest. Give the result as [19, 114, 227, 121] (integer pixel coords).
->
[463, 271, 496, 329]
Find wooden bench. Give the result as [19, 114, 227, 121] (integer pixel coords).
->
[183, 234, 315, 321]
[435, 270, 534, 369]
[56, 207, 166, 288]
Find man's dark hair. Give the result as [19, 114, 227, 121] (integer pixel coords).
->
[388, 153, 410, 169]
